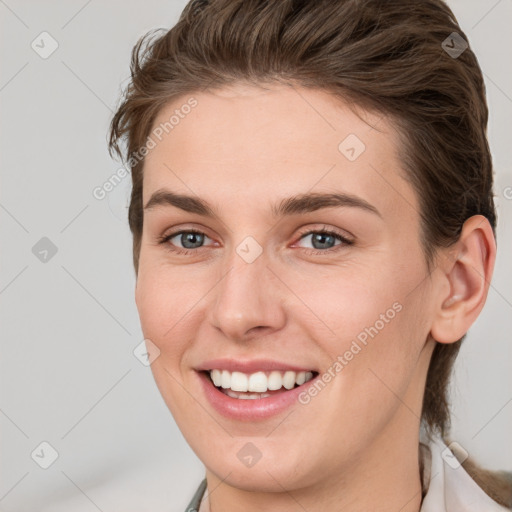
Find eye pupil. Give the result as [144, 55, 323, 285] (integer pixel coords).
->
[312, 232, 335, 249]
[182, 232, 204, 249]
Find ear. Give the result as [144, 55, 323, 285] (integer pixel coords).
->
[430, 215, 496, 344]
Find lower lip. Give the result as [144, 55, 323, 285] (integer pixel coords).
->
[197, 371, 318, 421]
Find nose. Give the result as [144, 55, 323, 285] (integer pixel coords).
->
[208, 249, 287, 342]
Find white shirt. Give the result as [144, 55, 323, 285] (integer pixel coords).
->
[420, 435, 509, 511]
[193, 434, 509, 511]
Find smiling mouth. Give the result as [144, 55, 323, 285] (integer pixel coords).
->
[204, 369, 318, 399]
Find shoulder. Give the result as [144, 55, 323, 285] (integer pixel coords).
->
[459, 455, 512, 510]
[421, 435, 511, 511]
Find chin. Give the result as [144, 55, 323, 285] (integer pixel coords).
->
[206, 460, 313, 493]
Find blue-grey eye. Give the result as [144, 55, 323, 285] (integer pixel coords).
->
[299, 230, 346, 250]
[310, 232, 338, 249]
[176, 231, 205, 249]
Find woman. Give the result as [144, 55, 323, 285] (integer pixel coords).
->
[109, 0, 512, 510]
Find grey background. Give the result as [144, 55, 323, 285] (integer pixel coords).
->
[0, 1, 511, 510]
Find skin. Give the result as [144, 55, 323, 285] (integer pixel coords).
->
[135, 83, 495, 511]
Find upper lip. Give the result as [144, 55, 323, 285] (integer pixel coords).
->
[196, 358, 317, 374]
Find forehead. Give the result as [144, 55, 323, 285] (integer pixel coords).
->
[142, 83, 418, 221]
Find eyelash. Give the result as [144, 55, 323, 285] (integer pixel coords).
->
[157, 226, 353, 256]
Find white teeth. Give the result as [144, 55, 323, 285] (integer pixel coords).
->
[208, 368, 315, 395]
[211, 369, 222, 387]
[230, 371, 248, 392]
[268, 371, 283, 390]
[221, 370, 231, 389]
[283, 371, 296, 390]
[225, 390, 271, 400]
[248, 371, 267, 392]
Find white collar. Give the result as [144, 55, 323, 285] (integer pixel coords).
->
[419, 433, 508, 511]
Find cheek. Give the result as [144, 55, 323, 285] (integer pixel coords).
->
[135, 263, 203, 363]
[286, 263, 410, 349]
[135, 267, 206, 421]
[290, 256, 430, 398]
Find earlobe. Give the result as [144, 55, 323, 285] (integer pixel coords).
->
[430, 215, 496, 344]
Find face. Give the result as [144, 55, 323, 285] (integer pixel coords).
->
[136, 83, 437, 493]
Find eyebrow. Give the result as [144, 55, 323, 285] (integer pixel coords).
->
[143, 189, 381, 218]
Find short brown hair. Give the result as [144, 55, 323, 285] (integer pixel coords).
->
[109, 0, 503, 497]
